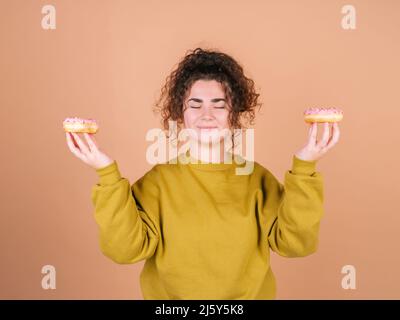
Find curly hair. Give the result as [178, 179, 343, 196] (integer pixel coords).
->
[153, 47, 262, 142]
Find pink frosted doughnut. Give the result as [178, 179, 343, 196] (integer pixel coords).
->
[304, 107, 343, 123]
[63, 117, 98, 133]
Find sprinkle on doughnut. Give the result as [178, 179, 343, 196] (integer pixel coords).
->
[63, 117, 99, 133]
[303, 107, 343, 123]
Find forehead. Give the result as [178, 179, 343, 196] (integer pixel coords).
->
[187, 79, 225, 98]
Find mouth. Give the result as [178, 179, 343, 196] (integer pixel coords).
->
[197, 126, 218, 129]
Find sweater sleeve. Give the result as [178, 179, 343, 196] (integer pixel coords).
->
[90, 161, 161, 264]
[263, 155, 324, 258]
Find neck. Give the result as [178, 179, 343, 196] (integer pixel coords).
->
[189, 140, 233, 163]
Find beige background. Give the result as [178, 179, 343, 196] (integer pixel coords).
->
[1, 0, 399, 299]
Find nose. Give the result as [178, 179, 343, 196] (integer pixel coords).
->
[201, 106, 214, 120]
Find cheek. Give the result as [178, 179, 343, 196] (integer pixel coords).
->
[183, 112, 199, 126]
[216, 112, 230, 127]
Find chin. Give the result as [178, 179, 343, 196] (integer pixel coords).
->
[198, 134, 227, 147]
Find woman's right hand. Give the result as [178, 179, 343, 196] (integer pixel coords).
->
[66, 132, 114, 170]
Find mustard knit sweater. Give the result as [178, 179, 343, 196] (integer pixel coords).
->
[91, 152, 324, 299]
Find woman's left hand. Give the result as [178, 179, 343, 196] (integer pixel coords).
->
[294, 122, 341, 162]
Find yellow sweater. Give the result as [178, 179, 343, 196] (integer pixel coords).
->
[91, 152, 324, 300]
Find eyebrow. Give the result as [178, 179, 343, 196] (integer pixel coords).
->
[187, 98, 226, 103]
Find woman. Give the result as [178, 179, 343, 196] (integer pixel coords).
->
[65, 47, 340, 299]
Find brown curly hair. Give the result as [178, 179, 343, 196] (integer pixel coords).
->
[154, 47, 262, 133]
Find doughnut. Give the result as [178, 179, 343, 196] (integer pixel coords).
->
[63, 117, 98, 133]
[304, 107, 343, 123]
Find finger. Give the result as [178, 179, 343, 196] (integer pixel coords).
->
[316, 122, 330, 148]
[308, 122, 318, 146]
[66, 132, 87, 161]
[83, 133, 98, 153]
[71, 132, 91, 156]
[324, 122, 340, 150]
[308, 123, 313, 135]
[66, 132, 79, 151]
[68, 131, 79, 148]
